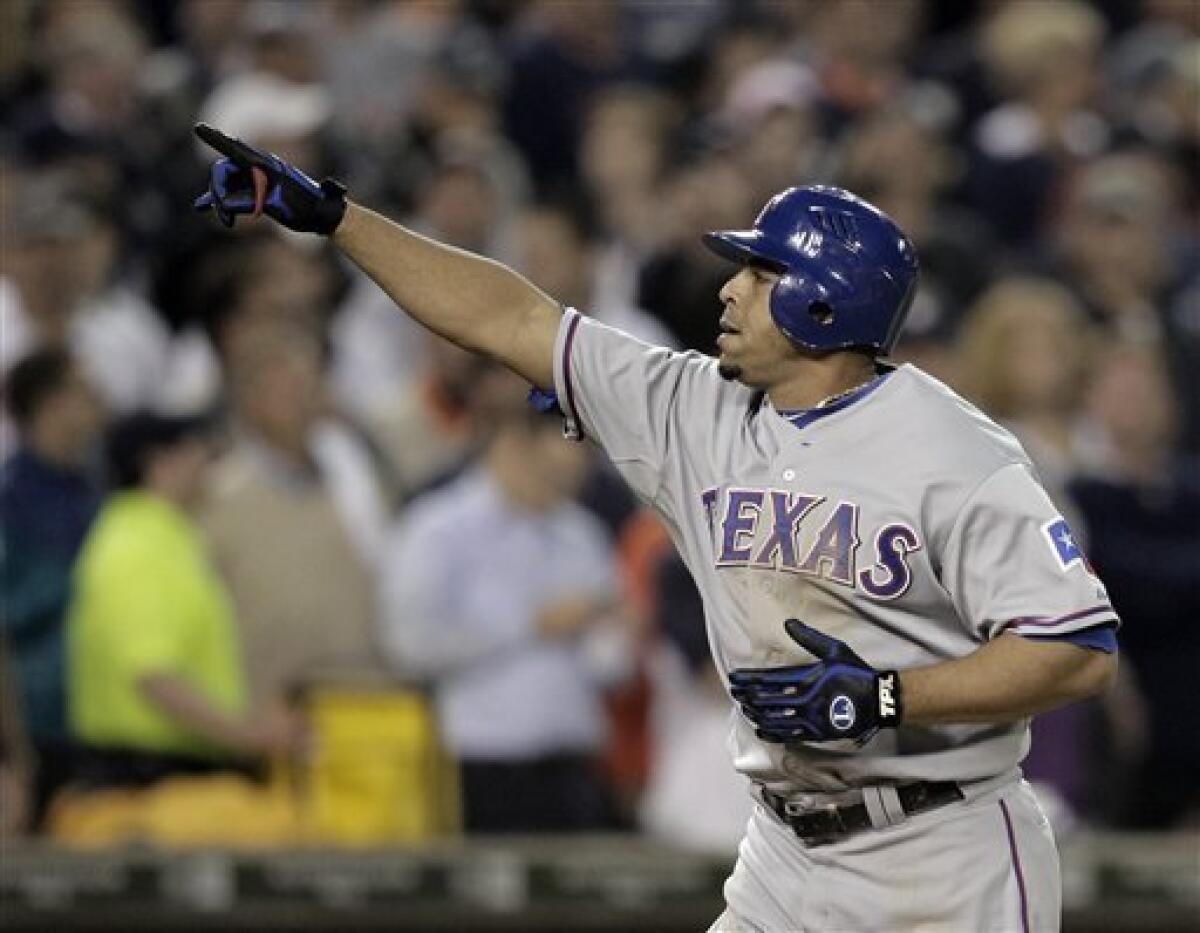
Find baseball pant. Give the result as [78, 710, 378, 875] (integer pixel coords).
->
[708, 777, 1060, 932]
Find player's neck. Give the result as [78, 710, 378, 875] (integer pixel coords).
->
[767, 352, 879, 411]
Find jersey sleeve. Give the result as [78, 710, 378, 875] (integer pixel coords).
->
[940, 462, 1120, 642]
[552, 307, 724, 505]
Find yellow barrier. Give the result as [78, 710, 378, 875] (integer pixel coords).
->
[302, 685, 459, 844]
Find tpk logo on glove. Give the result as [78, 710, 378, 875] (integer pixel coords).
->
[878, 672, 898, 719]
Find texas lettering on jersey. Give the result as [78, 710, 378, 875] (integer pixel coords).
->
[701, 486, 921, 600]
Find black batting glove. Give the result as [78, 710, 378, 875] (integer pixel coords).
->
[192, 123, 347, 235]
[728, 619, 902, 745]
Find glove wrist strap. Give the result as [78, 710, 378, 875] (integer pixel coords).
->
[314, 180, 348, 236]
[875, 670, 903, 727]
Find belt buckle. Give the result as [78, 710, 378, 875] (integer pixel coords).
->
[795, 804, 850, 847]
[766, 788, 854, 846]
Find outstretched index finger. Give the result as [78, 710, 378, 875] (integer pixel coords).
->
[194, 122, 261, 166]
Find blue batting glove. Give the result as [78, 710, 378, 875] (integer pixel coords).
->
[728, 619, 902, 744]
[193, 123, 347, 235]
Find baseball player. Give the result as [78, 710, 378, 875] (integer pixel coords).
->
[194, 124, 1119, 932]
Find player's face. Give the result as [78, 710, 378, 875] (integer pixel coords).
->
[716, 265, 799, 386]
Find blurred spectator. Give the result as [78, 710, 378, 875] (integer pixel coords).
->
[687, 13, 780, 123]
[782, 0, 925, 131]
[512, 200, 676, 347]
[67, 202, 175, 415]
[720, 56, 821, 207]
[1050, 152, 1184, 340]
[9, 2, 165, 248]
[1069, 343, 1200, 828]
[331, 154, 509, 427]
[581, 84, 678, 228]
[621, 0, 723, 84]
[503, 0, 631, 195]
[208, 229, 338, 356]
[171, 0, 246, 79]
[0, 176, 94, 376]
[240, 0, 323, 86]
[968, 0, 1109, 243]
[639, 552, 751, 852]
[955, 277, 1096, 517]
[911, 3, 996, 143]
[1047, 151, 1200, 450]
[323, 0, 454, 147]
[322, 0, 507, 203]
[407, 27, 526, 222]
[411, 155, 510, 259]
[68, 412, 299, 790]
[579, 85, 681, 313]
[1109, 6, 1200, 192]
[11, 1, 147, 161]
[201, 322, 387, 711]
[380, 370, 629, 833]
[164, 227, 338, 414]
[0, 348, 103, 825]
[1, 177, 174, 417]
[358, 332, 488, 502]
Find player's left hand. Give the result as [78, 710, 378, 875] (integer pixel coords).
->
[192, 122, 347, 235]
[729, 619, 902, 744]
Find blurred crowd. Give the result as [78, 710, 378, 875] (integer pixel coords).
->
[1, 0, 1197, 847]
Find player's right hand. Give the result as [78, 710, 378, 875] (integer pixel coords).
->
[192, 122, 347, 235]
[729, 619, 902, 745]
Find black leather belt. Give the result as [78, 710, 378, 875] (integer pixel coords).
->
[761, 780, 964, 846]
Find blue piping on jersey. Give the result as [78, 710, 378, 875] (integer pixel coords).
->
[777, 369, 894, 431]
[1022, 621, 1118, 653]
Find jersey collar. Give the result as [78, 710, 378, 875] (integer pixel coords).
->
[773, 367, 894, 432]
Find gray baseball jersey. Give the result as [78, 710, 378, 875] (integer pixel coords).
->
[551, 308, 1118, 795]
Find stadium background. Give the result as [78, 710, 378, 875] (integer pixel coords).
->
[1, 0, 1197, 930]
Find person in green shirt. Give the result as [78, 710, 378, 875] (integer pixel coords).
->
[68, 412, 301, 788]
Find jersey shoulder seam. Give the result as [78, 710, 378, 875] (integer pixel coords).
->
[943, 460, 1033, 553]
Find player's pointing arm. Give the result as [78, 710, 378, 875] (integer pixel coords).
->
[192, 123, 560, 389]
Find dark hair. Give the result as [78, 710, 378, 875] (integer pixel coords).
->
[105, 411, 210, 489]
[3, 347, 74, 429]
[193, 229, 276, 349]
[527, 194, 600, 244]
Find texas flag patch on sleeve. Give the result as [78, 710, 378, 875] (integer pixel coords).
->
[1043, 517, 1087, 571]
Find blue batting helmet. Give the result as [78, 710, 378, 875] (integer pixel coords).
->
[702, 186, 919, 355]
